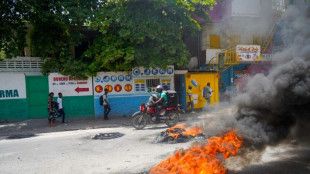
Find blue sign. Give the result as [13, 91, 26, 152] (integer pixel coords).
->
[125, 75, 132, 81]
[152, 68, 159, 75]
[159, 69, 166, 75]
[144, 69, 151, 76]
[95, 76, 101, 83]
[167, 67, 174, 75]
[118, 75, 124, 82]
[132, 68, 140, 76]
[103, 76, 110, 82]
[111, 75, 117, 82]
[191, 79, 198, 87]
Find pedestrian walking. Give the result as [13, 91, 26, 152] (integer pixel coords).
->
[186, 85, 195, 113]
[48, 92, 57, 126]
[102, 88, 111, 120]
[203, 83, 213, 111]
[57, 92, 66, 124]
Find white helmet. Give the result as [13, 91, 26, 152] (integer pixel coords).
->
[156, 85, 163, 89]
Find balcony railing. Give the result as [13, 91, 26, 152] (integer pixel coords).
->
[0, 57, 44, 72]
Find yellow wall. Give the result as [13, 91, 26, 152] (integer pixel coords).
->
[185, 72, 219, 109]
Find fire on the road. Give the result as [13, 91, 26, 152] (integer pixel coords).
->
[166, 124, 203, 140]
[150, 130, 243, 174]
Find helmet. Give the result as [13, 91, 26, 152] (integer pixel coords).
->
[156, 85, 163, 93]
[156, 85, 163, 89]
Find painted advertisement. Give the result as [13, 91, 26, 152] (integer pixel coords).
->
[132, 66, 174, 77]
[233, 70, 250, 94]
[134, 79, 146, 93]
[233, 65, 271, 94]
[236, 45, 261, 61]
[161, 79, 171, 90]
[0, 73, 26, 99]
[49, 73, 92, 96]
[94, 72, 133, 95]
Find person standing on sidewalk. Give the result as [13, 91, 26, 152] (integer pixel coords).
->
[186, 85, 195, 113]
[48, 92, 57, 126]
[102, 88, 111, 120]
[57, 92, 66, 124]
[203, 83, 213, 111]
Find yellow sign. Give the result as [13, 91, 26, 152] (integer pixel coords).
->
[134, 80, 145, 84]
[162, 79, 171, 83]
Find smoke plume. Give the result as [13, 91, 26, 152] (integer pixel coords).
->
[235, 6, 310, 145]
[200, 6, 310, 150]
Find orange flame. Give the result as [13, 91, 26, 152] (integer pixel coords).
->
[166, 124, 203, 140]
[182, 126, 203, 137]
[150, 130, 243, 174]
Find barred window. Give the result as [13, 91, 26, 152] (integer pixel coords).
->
[146, 79, 160, 88]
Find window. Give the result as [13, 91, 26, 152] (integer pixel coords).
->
[146, 79, 160, 88]
[209, 34, 221, 49]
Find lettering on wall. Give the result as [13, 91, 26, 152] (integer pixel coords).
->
[48, 73, 92, 96]
[0, 90, 19, 98]
[0, 73, 26, 100]
[93, 72, 133, 95]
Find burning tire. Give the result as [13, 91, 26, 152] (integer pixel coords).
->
[132, 114, 147, 130]
[165, 112, 180, 127]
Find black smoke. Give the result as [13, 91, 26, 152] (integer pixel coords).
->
[235, 6, 310, 145]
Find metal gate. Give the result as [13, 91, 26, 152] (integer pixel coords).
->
[26, 76, 49, 119]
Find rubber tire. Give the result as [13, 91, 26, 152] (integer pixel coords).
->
[166, 112, 180, 127]
[132, 115, 147, 130]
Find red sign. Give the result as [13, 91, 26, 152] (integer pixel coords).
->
[124, 84, 132, 92]
[75, 87, 89, 93]
[114, 84, 122, 92]
[105, 85, 113, 93]
[95, 85, 103, 93]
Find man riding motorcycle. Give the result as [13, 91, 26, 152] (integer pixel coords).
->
[153, 85, 168, 123]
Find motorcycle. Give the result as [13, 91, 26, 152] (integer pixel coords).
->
[132, 94, 184, 130]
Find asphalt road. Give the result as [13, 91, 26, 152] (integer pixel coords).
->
[0, 124, 193, 174]
[1, 110, 309, 174]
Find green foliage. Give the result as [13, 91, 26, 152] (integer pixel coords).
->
[85, 0, 216, 73]
[1, 0, 216, 77]
[0, 1, 27, 58]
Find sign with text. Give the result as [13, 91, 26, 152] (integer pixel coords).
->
[48, 73, 92, 96]
[0, 73, 26, 100]
[236, 45, 261, 61]
[94, 72, 133, 95]
[132, 66, 174, 77]
[134, 79, 146, 92]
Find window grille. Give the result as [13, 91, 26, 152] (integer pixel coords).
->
[146, 79, 160, 88]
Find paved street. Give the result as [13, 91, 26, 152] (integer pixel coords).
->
[1, 111, 310, 174]
[0, 123, 193, 174]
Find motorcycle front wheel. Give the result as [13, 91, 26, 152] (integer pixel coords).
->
[166, 111, 180, 127]
[132, 114, 147, 130]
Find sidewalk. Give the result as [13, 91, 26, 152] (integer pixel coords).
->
[0, 112, 201, 139]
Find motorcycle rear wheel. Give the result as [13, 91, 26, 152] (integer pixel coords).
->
[166, 111, 180, 127]
[132, 114, 147, 130]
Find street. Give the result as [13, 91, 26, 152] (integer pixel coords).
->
[1, 111, 310, 174]
[0, 124, 193, 174]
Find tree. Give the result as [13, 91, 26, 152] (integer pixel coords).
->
[0, 0, 27, 58]
[84, 0, 216, 75]
[1, 0, 216, 77]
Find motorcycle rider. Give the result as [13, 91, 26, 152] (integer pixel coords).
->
[153, 85, 168, 123]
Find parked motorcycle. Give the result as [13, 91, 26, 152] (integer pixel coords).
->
[132, 92, 184, 130]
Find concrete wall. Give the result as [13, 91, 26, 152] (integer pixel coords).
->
[0, 73, 28, 122]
